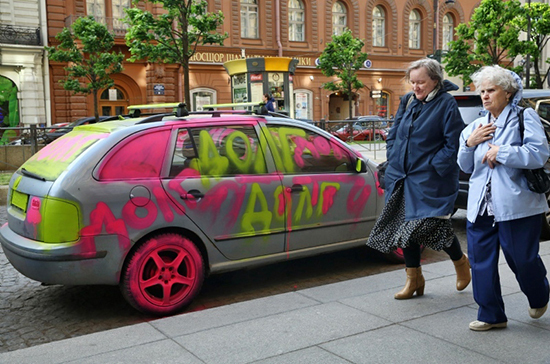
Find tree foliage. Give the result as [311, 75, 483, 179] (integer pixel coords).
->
[125, 0, 228, 106]
[46, 16, 124, 122]
[514, 2, 550, 88]
[316, 29, 368, 119]
[444, 0, 527, 86]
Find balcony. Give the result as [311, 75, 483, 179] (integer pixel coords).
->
[0, 25, 42, 46]
[65, 15, 128, 37]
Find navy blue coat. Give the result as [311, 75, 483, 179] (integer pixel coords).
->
[385, 80, 464, 220]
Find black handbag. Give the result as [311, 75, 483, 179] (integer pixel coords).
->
[376, 161, 388, 190]
[518, 108, 550, 194]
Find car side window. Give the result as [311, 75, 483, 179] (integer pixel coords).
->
[266, 125, 354, 174]
[170, 125, 267, 177]
[98, 129, 170, 180]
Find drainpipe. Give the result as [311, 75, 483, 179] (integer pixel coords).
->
[40, 0, 51, 126]
[275, 0, 282, 56]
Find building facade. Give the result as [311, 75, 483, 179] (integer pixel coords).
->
[45, 0, 483, 125]
[0, 0, 49, 129]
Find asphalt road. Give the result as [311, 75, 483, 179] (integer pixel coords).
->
[0, 207, 469, 353]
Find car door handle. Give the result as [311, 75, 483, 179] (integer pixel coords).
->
[286, 185, 304, 193]
[180, 190, 204, 200]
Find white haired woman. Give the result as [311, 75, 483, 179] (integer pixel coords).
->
[458, 65, 550, 331]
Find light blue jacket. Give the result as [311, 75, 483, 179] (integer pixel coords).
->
[457, 84, 549, 223]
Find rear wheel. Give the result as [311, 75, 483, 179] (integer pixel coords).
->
[120, 233, 205, 316]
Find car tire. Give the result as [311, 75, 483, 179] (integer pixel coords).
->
[120, 233, 205, 316]
[374, 134, 383, 141]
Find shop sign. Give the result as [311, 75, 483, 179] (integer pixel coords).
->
[250, 74, 263, 82]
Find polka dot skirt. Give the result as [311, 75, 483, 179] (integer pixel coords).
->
[367, 180, 455, 254]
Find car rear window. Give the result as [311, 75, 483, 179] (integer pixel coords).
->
[20, 129, 109, 181]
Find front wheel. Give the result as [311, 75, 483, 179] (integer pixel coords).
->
[120, 233, 205, 316]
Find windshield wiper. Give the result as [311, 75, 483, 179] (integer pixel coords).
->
[21, 168, 46, 182]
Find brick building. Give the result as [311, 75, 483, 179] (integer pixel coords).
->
[44, 0, 483, 125]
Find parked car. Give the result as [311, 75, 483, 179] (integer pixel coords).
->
[332, 122, 388, 142]
[453, 89, 550, 239]
[8, 115, 124, 146]
[0, 104, 389, 316]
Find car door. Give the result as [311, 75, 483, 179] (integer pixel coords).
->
[263, 123, 379, 251]
[161, 122, 286, 260]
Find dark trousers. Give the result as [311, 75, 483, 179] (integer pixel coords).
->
[403, 235, 463, 267]
[467, 213, 549, 324]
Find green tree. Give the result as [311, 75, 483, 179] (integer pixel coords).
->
[316, 29, 368, 119]
[125, 0, 228, 107]
[514, 2, 550, 88]
[46, 16, 124, 122]
[444, 0, 527, 86]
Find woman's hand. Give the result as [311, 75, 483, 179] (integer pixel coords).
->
[466, 122, 497, 147]
[482, 143, 500, 169]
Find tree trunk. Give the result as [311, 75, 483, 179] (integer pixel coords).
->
[93, 91, 99, 123]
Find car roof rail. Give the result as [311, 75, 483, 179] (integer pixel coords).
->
[199, 102, 291, 118]
[128, 103, 189, 119]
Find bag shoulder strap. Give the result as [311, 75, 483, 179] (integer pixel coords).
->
[518, 107, 526, 143]
[518, 107, 550, 144]
[405, 94, 414, 111]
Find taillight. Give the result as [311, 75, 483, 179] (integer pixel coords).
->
[41, 197, 80, 243]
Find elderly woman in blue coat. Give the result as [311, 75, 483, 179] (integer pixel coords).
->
[458, 65, 549, 331]
[367, 58, 471, 299]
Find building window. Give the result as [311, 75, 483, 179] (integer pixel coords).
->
[241, 0, 259, 39]
[87, 0, 106, 20]
[86, 0, 129, 33]
[289, 0, 305, 42]
[372, 6, 385, 47]
[442, 14, 454, 51]
[191, 88, 217, 111]
[332, 1, 347, 36]
[409, 9, 421, 49]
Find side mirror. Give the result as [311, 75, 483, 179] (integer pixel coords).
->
[355, 158, 367, 173]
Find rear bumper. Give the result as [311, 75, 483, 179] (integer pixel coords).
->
[0, 224, 121, 285]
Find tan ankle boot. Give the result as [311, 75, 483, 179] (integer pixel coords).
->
[453, 254, 471, 291]
[394, 267, 425, 300]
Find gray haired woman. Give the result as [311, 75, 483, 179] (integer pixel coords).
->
[458, 65, 549, 331]
[367, 58, 470, 299]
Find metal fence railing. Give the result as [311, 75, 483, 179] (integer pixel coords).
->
[0, 119, 390, 171]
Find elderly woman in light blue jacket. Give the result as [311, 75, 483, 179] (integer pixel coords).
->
[458, 65, 549, 331]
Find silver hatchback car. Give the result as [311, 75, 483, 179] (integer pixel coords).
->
[0, 105, 385, 316]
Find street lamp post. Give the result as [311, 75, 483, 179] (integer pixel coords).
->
[526, 0, 531, 89]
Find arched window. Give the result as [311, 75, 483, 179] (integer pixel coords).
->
[241, 0, 259, 39]
[332, 1, 347, 36]
[409, 10, 421, 49]
[442, 14, 454, 51]
[372, 6, 385, 47]
[100, 87, 128, 116]
[289, 0, 305, 42]
[191, 88, 217, 111]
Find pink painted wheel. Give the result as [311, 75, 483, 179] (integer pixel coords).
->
[121, 233, 205, 316]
